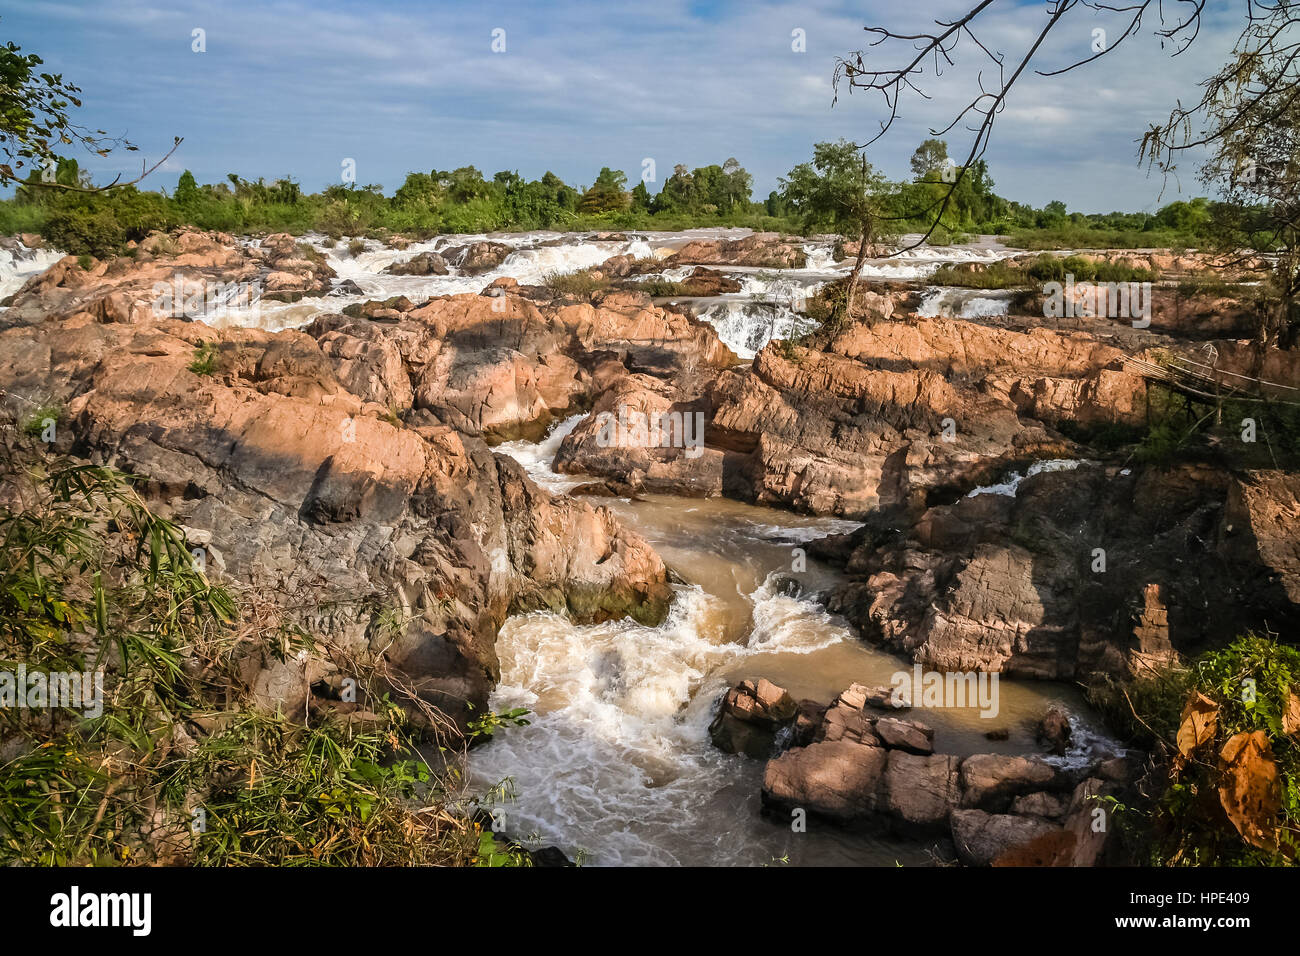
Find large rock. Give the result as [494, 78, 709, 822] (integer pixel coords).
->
[384, 251, 449, 276]
[823, 461, 1300, 680]
[0, 297, 673, 735]
[883, 752, 961, 830]
[708, 678, 798, 758]
[664, 233, 808, 270]
[2, 229, 334, 327]
[442, 241, 512, 275]
[308, 289, 734, 443]
[950, 809, 1064, 866]
[959, 754, 1061, 811]
[761, 741, 887, 822]
[875, 717, 935, 755]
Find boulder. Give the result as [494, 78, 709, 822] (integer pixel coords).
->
[959, 754, 1061, 811]
[1036, 704, 1073, 756]
[708, 678, 798, 758]
[883, 752, 961, 830]
[443, 241, 512, 275]
[761, 741, 887, 822]
[384, 251, 449, 276]
[950, 809, 1063, 866]
[875, 717, 935, 755]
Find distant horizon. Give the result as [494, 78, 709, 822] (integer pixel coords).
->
[2, 0, 1246, 213]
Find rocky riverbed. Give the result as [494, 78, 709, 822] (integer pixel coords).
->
[2, 226, 1295, 865]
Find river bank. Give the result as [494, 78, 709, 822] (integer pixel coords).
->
[1, 226, 1295, 866]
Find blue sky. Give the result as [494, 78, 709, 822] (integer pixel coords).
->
[3, 0, 1245, 213]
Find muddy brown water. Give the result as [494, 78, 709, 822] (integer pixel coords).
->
[468, 420, 1115, 866]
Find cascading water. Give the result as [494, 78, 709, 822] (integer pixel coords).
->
[695, 301, 817, 360]
[471, 421, 1122, 866]
[3, 230, 1126, 865]
[918, 288, 1014, 319]
[0, 242, 65, 303]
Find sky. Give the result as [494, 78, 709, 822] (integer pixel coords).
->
[2, 0, 1251, 213]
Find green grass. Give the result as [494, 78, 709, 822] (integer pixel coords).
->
[189, 341, 219, 375]
[543, 269, 610, 297]
[20, 402, 61, 438]
[638, 279, 691, 297]
[929, 254, 1159, 289]
[1001, 226, 1199, 251]
[0, 446, 525, 867]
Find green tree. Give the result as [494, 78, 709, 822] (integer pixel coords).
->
[780, 140, 890, 320]
[630, 179, 652, 212]
[577, 167, 628, 213]
[174, 169, 200, 207]
[909, 138, 949, 180]
[0, 23, 178, 191]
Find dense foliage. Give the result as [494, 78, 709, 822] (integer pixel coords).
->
[1091, 635, 1300, 866]
[0, 139, 1240, 259]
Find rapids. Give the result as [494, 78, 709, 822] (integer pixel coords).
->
[6, 230, 1111, 865]
[474, 416, 1119, 866]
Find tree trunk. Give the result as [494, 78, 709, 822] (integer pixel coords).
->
[845, 220, 872, 323]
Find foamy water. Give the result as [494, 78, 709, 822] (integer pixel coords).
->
[474, 432, 1122, 866]
[0, 242, 64, 303]
[967, 459, 1085, 498]
[695, 301, 818, 360]
[918, 287, 1014, 319]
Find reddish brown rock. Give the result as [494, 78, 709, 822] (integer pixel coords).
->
[761, 741, 887, 822]
[708, 678, 799, 758]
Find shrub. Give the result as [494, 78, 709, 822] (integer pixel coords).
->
[638, 279, 690, 297]
[543, 269, 609, 297]
[43, 206, 125, 258]
[1090, 634, 1300, 866]
[0, 446, 524, 867]
[189, 342, 219, 375]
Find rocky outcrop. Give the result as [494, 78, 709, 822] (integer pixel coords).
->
[664, 233, 808, 270]
[708, 678, 799, 758]
[308, 288, 735, 443]
[816, 462, 1300, 680]
[676, 267, 743, 296]
[442, 241, 512, 275]
[755, 681, 1120, 864]
[384, 251, 449, 276]
[2, 229, 335, 324]
[950, 810, 1063, 866]
[548, 308, 1156, 517]
[0, 281, 676, 735]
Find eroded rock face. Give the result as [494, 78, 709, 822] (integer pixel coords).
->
[308, 289, 735, 443]
[817, 463, 1300, 680]
[555, 309, 1149, 518]
[0, 292, 673, 734]
[703, 316, 1147, 518]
